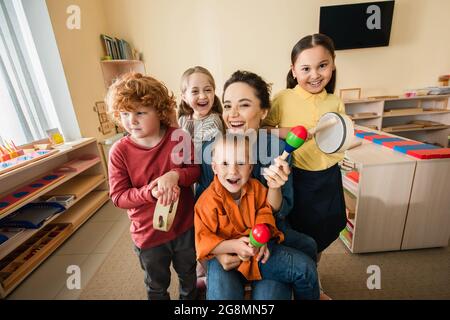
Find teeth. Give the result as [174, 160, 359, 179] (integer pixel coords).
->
[229, 122, 244, 126]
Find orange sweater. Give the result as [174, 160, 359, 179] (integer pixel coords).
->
[194, 176, 284, 280]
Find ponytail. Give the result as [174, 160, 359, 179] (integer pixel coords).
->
[286, 69, 297, 89]
[325, 69, 336, 94]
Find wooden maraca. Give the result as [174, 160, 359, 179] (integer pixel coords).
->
[239, 223, 271, 261]
[280, 116, 340, 160]
[280, 126, 308, 160]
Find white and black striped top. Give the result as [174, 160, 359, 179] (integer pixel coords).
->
[179, 113, 224, 143]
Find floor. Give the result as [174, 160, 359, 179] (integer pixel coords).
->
[7, 201, 129, 300]
[6, 200, 450, 300]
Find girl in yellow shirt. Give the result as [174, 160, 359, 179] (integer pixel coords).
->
[263, 34, 347, 298]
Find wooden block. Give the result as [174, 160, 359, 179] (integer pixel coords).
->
[382, 140, 421, 149]
[393, 144, 439, 154]
[364, 134, 392, 141]
[373, 137, 403, 145]
[406, 148, 450, 159]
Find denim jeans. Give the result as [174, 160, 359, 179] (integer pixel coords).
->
[207, 242, 319, 300]
[277, 217, 318, 263]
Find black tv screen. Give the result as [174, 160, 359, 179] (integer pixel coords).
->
[319, 1, 395, 50]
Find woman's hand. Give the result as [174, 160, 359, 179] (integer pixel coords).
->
[263, 156, 290, 189]
[255, 244, 270, 264]
[216, 253, 241, 271]
[148, 171, 180, 206]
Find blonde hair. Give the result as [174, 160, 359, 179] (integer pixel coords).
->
[178, 66, 223, 118]
[212, 133, 253, 164]
[105, 72, 176, 127]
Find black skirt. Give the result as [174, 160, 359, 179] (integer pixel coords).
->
[288, 164, 346, 253]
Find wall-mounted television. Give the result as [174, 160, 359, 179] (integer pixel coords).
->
[319, 1, 395, 50]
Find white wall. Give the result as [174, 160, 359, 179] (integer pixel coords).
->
[103, 0, 450, 98]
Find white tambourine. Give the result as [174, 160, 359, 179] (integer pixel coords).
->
[313, 112, 355, 154]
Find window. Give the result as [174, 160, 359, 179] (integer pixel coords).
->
[0, 0, 60, 146]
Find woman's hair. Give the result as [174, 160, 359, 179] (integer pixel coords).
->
[105, 72, 176, 127]
[286, 33, 336, 93]
[178, 66, 222, 118]
[222, 70, 271, 110]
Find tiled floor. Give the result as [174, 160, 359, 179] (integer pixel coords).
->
[6, 201, 129, 300]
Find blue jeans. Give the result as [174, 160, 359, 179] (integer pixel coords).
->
[207, 243, 319, 300]
[277, 218, 318, 263]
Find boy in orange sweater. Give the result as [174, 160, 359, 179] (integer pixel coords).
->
[195, 134, 319, 300]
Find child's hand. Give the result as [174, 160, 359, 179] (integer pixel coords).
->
[263, 156, 290, 189]
[151, 185, 180, 204]
[255, 244, 270, 264]
[216, 253, 241, 271]
[149, 171, 180, 206]
[234, 237, 258, 259]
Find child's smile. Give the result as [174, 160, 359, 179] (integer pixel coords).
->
[291, 45, 334, 94]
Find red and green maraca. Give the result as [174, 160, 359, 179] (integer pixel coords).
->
[239, 223, 271, 261]
[280, 125, 308, 160]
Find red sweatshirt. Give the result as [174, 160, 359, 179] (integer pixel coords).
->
[108, 127, 200, 249]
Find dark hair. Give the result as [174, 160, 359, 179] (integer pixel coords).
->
[286, 33, 336, 93]
[222, 70, 271, 110]
[178, 66, 222, 118]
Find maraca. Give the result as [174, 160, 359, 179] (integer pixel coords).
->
[280, 125, 308, 160]
[280, 115, 339, 160]
[239, 223, 271, 261]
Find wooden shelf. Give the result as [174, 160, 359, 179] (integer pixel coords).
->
[45, 174, 105, 199]
[0, 157, 101, 221]
[345, 94, 450, 147]
[0, 223, 72, 292]
[0, 175, 105, 260]
[53, 191, 109, 229]
[350, 115, 381, 120]
[0, 138, 95, 183]
[383, 125, 450, 133]
[0, 138, 108, 298]
[100, 59, 143, 64]
[383, 109, 450, 118]
[346, 94, 450, 104]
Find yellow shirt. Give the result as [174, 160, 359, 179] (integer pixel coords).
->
[263, 85, 346, 171]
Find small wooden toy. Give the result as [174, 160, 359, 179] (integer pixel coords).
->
[280, 126, 308, 160]
[153, 199, 179, 232]
[249, 223, 271, 247]
[239, 223, 271, 261]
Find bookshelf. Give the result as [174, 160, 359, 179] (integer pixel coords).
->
[345, 94, 450, 147]
[100, 60, 146, 89]
[340, 126, 450, 253]
[0, 138, 108, 298]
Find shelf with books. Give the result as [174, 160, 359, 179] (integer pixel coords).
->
[0, 138, 108, 298]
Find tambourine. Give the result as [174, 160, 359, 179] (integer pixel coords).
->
[314, 112, 355, 154]
[153, 199, 179, 232]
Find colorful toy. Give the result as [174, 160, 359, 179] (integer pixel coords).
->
[239, 223, 271, 261]
[0, 173, 65, 216]
[280, 126, 308, 160]
[0, 139, 24, 162]
[249, 223, 271, 247]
